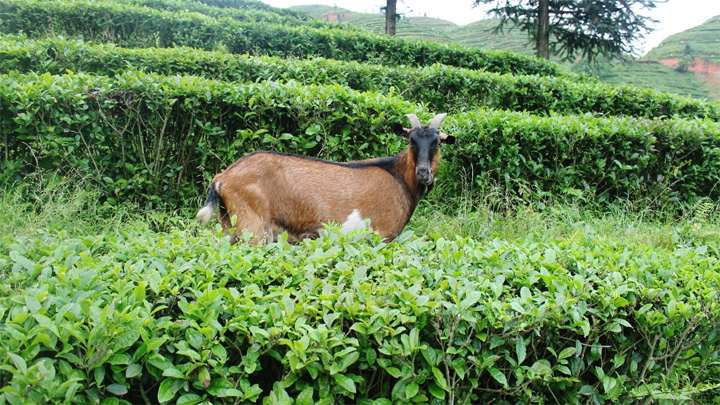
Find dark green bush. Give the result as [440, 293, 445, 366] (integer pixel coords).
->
[2, 35, 718, 120]
[1, 227, 718, 404]
[106, 0, 339, 29]
[443, 110, 720, 208]
[2, 71, 719, 208]
[0, 0, 570, 77]
[0, 71, 413, 207]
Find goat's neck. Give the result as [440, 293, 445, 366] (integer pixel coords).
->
[393, 148, 423, 206]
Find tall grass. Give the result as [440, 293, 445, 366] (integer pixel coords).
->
[411, 185, 720, 253]
[2, 175, 718, 255]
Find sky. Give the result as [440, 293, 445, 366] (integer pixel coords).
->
[261, 0, 720, 56]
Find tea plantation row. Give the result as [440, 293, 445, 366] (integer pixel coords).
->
[0, 0, 564, 77]
[2, 35, 718, 120]
[2, 71, 719, 208]
[1, 227, 718, 404]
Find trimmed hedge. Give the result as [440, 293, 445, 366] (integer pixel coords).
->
[0, 0, 571, 78]
[192, 0, 312, 18]
[444, 110, 720, 206]
[1, 227, 718, 403]
[0, 71, 413, 207]
[2, 35, 719, 120]
[2, 71, 720, 209]
[104, 0, 341, 29]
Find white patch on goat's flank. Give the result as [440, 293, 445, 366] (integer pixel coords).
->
[341, 209, 371, 233]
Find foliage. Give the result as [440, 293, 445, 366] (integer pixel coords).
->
[0, 0, 569, 77]
[0, 70, 415, 208]
[445, 110, 720, 209]
[0, 217, 718, 404]
[103, 0, 338, 29]
[3, 35, 720, 119]
[472, 0, 661, 62]
[2, 70, 720, 209]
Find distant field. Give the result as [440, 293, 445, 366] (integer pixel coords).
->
[569, 60, 715, 101]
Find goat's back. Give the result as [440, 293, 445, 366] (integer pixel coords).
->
[213, 152, 414, 238]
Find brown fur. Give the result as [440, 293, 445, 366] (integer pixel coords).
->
[198, 115, 453, 245]
[209, 149, 425, 244]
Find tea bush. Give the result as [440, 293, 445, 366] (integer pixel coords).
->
[0, 0, 569, 77]
[2, 71, 719, 208]
[0, 71, 414, 207]
[2, 35, 718, 119]
[443, 110, 720, 208]
[0, 227, 718, 404]
[104, 0, 338, 29]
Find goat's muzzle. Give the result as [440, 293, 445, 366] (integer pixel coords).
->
[416, 166, 433, 184]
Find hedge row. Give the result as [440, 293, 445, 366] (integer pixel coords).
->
[102, 0, 340, 29]
[0, 0, 571, 78]
[1, 226, 718, 403]
[2, 35, 718, 120]
[192, 0, 311, 18]
[2, 71, 720, 209]
[445, 110, 720, 207]
[0, 71, 414, 207]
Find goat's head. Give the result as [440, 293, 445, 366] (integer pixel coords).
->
[393, 113, 455, 185]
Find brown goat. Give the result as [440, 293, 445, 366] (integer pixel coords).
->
[196, 113, 455, 244]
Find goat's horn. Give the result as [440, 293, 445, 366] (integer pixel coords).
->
[405, 113, 422, 129]
[429, 113, 447, 129]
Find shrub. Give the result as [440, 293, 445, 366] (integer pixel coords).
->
[0, 0, 570, 77]
[2, 35, 718, 120]
[442, 110, 720, 208]
[0, 71, 413, 207]
[0, 227, 718, 404]
[2, 71, 719, 209]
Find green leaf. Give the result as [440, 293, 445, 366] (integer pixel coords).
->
[177, 394, 203, 405]
[558, 347, 576, 360]
[106, 383, 128, 395]
[163, 368, 185, 379]
[385, 367, 401, 378]
[158, 378, 177, 403]
[428, 382, 445, 399]
[432, 367, 449, 391]
[333, 374, 357, 394]
[7, 353, 27, 374]
[296, 387, 314, 405]
[516, 337, 526, 365]
[126, 364, 142, 378]
[489, 367, 508, 388]
[405, 382, 419, 399]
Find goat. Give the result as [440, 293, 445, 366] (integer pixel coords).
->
[196, 113, 455, 244]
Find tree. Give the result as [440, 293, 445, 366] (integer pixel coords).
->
[383, 0, 399, 36]
[472, 0, 664, 62]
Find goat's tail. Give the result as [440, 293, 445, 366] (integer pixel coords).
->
[196, 181, 221, 225]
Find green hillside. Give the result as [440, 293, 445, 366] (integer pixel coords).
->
[645, 15, 720, 63]
[446, 19, 532, 53]
[576, 59, 715, 100]
[290, 5, 458, 43]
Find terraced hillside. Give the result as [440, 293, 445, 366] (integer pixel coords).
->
[1, 0, 720, 404]
[646, 15, 720, 64]
[291, 4, 720, 100]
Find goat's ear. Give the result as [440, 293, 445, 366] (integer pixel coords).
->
[439, 132, 455, 145]
[392, 123, 410, 139]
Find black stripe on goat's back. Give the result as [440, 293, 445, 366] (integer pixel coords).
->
[226, 150, 397, 173]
